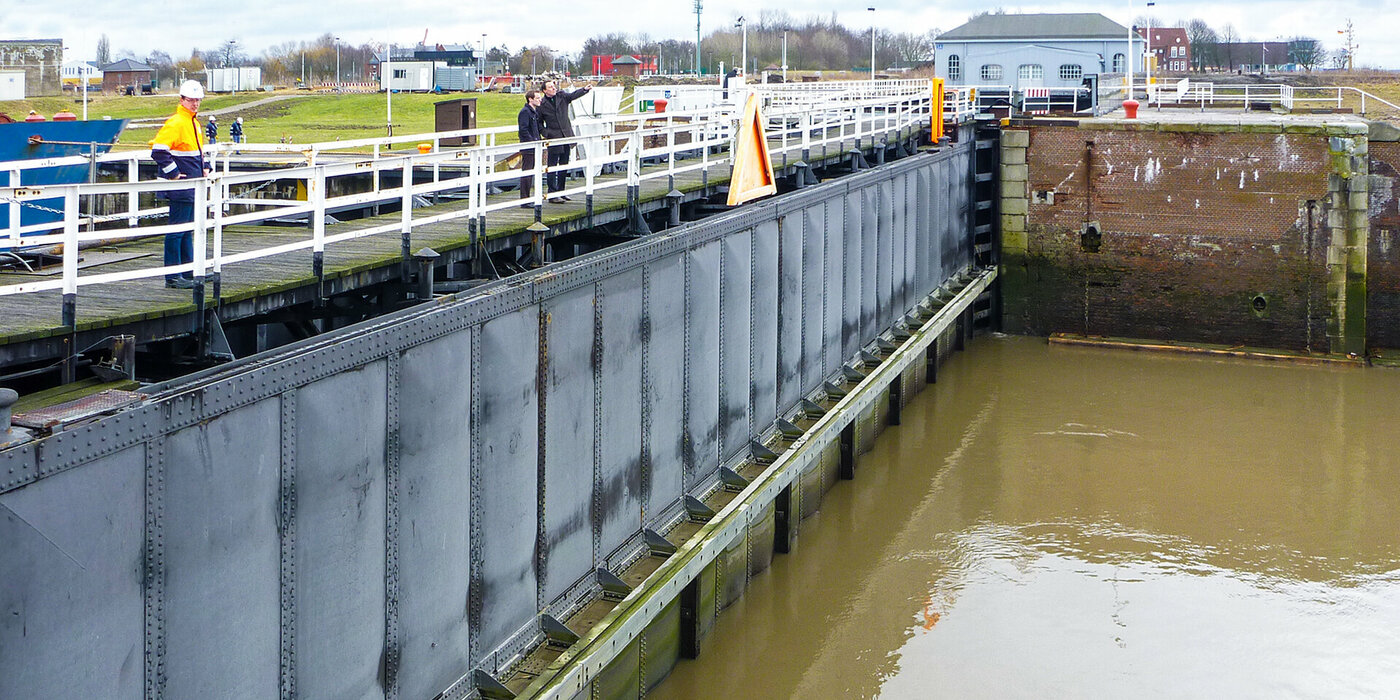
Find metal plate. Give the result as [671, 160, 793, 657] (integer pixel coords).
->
[162, 399, 282, 699]
[476, 306, 541, 649]
[777, 212, 805, 415]
[0, 445, 145, 699]
[751, 219, 780, 431]
[396, 333, 474, 700]
[598, 269, 645, 557]
[292, 363, 388, 698]
[683, 241, 720, 489]
[644, 255, 686, 521]
[719, 229, 752, 464]
[541, 285, 597, 603]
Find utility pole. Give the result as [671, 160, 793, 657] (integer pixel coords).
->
[1337, 20, 1356, 71]
[694, 0, 702, 75]
[868, 7, 876, 81]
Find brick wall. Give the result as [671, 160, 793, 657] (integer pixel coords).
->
[1002, 121, 1344, 352]
[1369, 140, 1400, 350]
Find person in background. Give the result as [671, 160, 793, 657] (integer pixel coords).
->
[536, 79, 592, 203]
[205, 114, 218, 143]
[516, 90, 542, 208]
[230, 116, 244, 145]
[150, 80, 211, 289]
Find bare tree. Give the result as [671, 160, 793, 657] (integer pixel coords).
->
[1288, 37, 1325, 71]
[96, 34, 111, 67]
[1185, 19, 1216, 71]
[1219, 24, 1239, 71]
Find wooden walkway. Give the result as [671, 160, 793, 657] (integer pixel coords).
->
[0, 127, 918, 365]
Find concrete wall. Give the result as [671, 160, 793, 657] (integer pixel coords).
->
[0, 40, 62, 97]
[0, 144, 975, 699]
[1001, 118, 1375, 355]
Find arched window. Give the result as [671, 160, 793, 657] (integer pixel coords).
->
[1059, 64, 1083, 81]
[947, 54, 961, 81]
[1018, 64, 1044, 80]
[980, 64, 1003, 81]
[1112, 53, 1126, 72]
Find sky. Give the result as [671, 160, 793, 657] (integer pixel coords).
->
[4, 0, 1393, 69]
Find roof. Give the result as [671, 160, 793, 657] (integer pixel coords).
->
[939, 13, 1131, 41]
[100, 58, 153, 72]
[611, 55, 642, 64]
[1142, 27, 1189, 45]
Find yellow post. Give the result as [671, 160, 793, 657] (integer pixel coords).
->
[930, 77, 945, 142]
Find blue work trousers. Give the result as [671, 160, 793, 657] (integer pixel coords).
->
[164, 199, 194, 282]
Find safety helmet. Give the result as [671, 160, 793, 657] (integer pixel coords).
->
[179, 80, 206, 99]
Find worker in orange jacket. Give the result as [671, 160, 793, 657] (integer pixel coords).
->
[150, 80, 210, 288]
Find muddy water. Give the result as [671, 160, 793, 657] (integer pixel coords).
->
[658, 335, 1400, 698]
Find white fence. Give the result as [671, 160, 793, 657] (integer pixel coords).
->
[0, 80, 934, 305]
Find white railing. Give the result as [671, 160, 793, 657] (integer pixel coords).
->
[1149, 81, 1400, 116]
[0, 80, 934, 307]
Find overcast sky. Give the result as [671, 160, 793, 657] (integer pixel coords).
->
[6, 0, 1392, 68]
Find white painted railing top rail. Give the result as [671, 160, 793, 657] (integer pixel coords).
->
[0, 80, 934, 309]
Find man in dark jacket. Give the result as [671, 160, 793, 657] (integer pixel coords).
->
[517, 90, 543, 206]
[205, 114, 218, 143]
[537, 80, 592, 201]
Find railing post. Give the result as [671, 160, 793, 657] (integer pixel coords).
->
[401, 157, 413, 283]
[583, 137, 595, 227]
[61, 187, 79, 384]
[210, 173, 223, 305]
[311, 165, 326, 304]
[6, 169, 18, 242]
[126, 159, 139, 227]
[192, 180, 209, 344]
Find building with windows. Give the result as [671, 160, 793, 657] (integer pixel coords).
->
[1141, 27, 1190, 74]
[935, 13, 1142, 90]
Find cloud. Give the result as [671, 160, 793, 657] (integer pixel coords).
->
[6, 0, 1393, 68]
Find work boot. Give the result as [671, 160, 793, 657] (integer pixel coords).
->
[165, 277, 195, 289]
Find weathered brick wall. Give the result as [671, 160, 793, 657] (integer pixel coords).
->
[1003, 122, 1338, 352]
[1368, 140, 1400, 350]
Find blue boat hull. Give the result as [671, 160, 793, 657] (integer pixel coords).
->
[1, 119, 130, 234]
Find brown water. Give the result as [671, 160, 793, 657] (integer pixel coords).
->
[659, 335, 1400, 699]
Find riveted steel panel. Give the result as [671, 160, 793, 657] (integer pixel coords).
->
[476, 306, 540, 650]
[396, 332, 473, 700]
[645, 255, 686, 520]
[751, 219, 780, 431]
[823, 198, 846, 377]
[841, 190, 862, 361]
[719, 229, 752, 464]
[0, 445, 145, 699]
[894, 173, 912, 315]
[861, 186, 880, 345]
[684, 241, 720, 489]
[877, 180, 895, 330]
[293, 362, 388, 699]
[162, 399, 282, 699]
[541, 285, 597, 603]
[777, 212, 805, 414]
[598, 268, 645, 556]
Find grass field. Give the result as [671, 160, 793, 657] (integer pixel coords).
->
[2, 89, 528, 148]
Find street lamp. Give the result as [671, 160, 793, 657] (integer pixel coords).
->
[1144, 2, 1154, 104]
[334, 36, 341, 85]
[782, 30, 788, 82]
[230, 39, 239, 93]
[736, 16, 747, 76]
[480, 34, 487, 82]
[868, 7, 876, 81]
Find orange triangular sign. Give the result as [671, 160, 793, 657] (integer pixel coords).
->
[727, 93, 777, 206]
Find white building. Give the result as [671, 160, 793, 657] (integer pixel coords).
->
[60, 60, 101, 88]
[380, 61, 436, 92]
[207, 67, 262, 93]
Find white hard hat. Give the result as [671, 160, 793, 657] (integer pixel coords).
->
[179, 80, 205, 99]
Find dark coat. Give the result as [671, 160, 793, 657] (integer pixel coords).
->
[537, 87, 591, 139]
[517, 104, 541, 143]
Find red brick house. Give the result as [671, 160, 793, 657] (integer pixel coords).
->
[1140, 27, 1190, 73]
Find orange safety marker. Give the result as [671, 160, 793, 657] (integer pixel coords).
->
[930, 77, 945, 142]
[727, 92, 777, 206]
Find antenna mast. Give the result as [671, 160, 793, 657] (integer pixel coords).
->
[695, 0, 703, 75]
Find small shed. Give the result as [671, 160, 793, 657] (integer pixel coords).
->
[0, 70, 24, 100]
[100, 58, 153, 93]
[610, 55, 642, 78]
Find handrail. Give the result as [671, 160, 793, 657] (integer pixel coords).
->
[0, 80, 934, 315]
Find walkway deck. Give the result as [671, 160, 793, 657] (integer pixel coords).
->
[1, 127, 924, 365]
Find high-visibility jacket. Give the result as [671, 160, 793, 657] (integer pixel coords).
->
[150, 103, 206, 202]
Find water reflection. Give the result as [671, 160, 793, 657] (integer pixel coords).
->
[658, 336, 1400, 699]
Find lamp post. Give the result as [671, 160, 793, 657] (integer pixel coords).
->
[1144, 1, 1154, 104]
[480, 34, 487, 82]
[782, 30, 788, 81]
[385, 43, 393, 136]
[334, 36, 341, 85]
[736, 16, 747, 76]
[1125, 0, 1133, 100]
[868, 7, 876, 81]
[230, 39, 239, 93]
